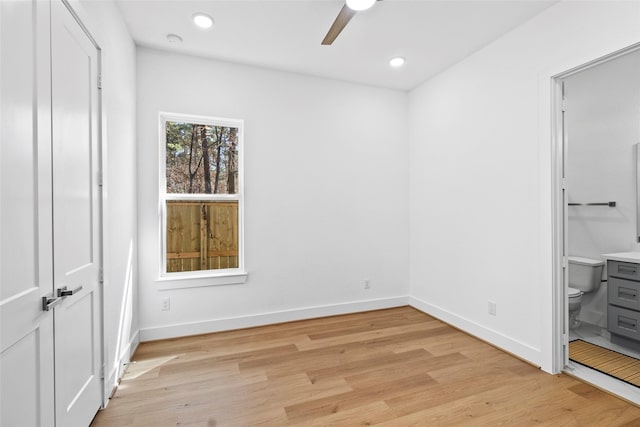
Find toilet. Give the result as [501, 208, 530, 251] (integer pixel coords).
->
[568, 256, 604, 328]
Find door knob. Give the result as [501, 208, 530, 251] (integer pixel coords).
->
[57, 285, 83, 297]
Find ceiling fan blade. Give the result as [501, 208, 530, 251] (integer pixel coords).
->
[321, 4, 357, 45]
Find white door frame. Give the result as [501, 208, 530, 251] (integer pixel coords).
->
[549, 73, 566, 374]
[550, 41, 640, 374]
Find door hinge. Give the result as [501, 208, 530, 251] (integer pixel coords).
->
[100, 365, 106, 380]
[562, 256, 568, 269]
[562, 178, 567, 190]
[99, 268, 104, 284]
[562, 333, 569, 346]
[97, 74, 102, 90]
[97, 171, 103, 187]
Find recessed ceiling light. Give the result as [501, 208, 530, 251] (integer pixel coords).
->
[389, 56, 406, 68]
[166, 34, 183, 44]
[346, 0, 376, 11]
[193, 13, 214, 29]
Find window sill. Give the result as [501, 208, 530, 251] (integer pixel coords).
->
[156, 270, 248, 290]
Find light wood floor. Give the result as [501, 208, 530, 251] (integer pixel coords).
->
[91, 306, 640, 426]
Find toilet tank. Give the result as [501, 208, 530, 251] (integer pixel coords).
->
[568, 256, 604, 292]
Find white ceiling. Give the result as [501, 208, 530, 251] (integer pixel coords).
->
[115, 0, 557, 91]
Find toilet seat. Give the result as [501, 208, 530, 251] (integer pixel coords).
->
[568, 287, 583, 298]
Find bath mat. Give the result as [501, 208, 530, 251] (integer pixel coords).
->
[569, 339, 640, 388]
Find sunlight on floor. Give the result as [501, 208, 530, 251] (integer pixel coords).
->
[123, 356, 178, 380]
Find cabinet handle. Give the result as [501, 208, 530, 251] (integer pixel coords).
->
[618, 265, 637, 275]
[618, 316, 637, 330]
[618, 287, 638, 300]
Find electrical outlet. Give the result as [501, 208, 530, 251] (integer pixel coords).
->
[488, 301, 497, 316]
[161, 297, 171, 311]
[364, 279, 371, 290]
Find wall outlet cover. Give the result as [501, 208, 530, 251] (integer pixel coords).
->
[488, 301, 497, 316]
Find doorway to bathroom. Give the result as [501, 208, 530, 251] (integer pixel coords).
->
[554, 44, 640, 402]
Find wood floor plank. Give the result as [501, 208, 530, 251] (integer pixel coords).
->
[305, 348, 432, 383]
[301, 401, 396, 426]
[343, 353, 465, 389]
[306, 314, 436, 340]
[112, 366, 268, 398]
[92, 307, 640, 427]
[239, 343, 407, 380]
[284, 373, 436, 423]
[295, 319, 451, 351]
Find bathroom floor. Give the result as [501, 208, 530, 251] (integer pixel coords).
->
[568, 322, 640, 402]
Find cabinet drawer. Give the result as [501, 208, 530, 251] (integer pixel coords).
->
[608, 260, 640, 281]
[608, 305, 640, 342]
[608, 277, 640, 310]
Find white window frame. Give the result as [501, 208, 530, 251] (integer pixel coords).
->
[158, 112, 246, 286]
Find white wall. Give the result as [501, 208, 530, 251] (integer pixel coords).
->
[408, 1, 640, 371]
[565, 49, 640, 327]
[72, 0, 139, 399]
[137, 48, 409, 339]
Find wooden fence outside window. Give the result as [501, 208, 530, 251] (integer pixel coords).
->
[165, 200, 239, 273]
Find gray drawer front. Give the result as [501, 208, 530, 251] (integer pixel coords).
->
[608, 305, 640, 342]
[608, 277, 640, 310]
[608, 260, 640, 281]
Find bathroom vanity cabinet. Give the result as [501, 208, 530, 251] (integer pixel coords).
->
[607, 259, 640, 351]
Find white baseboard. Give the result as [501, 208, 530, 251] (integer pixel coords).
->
[105, 330, 140, 405]
[139, 296, 410, 342]
[409, 296, 542, 366]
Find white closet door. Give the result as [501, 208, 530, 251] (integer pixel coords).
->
[51, 1, 103, 426]
[0, 0, 56, 426]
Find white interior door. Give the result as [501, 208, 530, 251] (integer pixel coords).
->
[51, 1, 103, 426]
[0, 1, 56, 425]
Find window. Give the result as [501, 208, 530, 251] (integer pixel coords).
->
[160, 113, 244, 278]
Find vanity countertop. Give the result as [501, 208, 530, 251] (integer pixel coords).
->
[601, 252, 640, 263]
